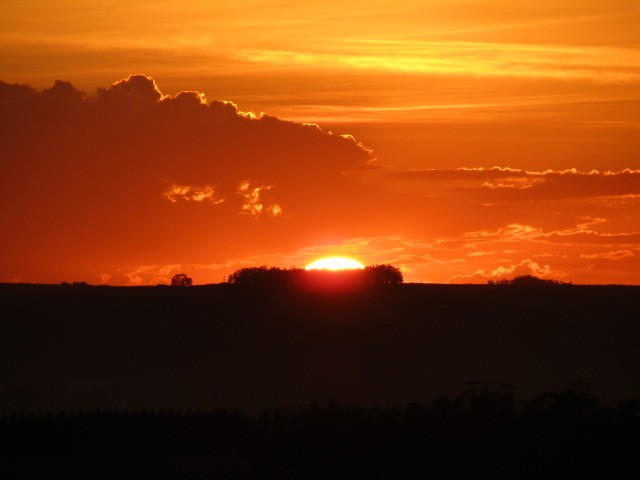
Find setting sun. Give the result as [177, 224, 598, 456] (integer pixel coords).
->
[305, 257, 365, 271]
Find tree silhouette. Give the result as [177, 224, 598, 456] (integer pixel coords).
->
[170, 273, 192, 286]
[363, 264, 403, 284]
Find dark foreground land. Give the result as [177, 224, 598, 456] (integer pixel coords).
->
[1, 282, 639, 412]
[1, 283, 639, 478]
[2, 396, 639, 479]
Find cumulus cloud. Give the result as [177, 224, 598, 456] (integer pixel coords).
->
[0, 74, 372, 284]
[124, 264, 182, 286]
[97, 74, 164, 104]
[448, 258, 556, 284]
[1, 74, 370, 181]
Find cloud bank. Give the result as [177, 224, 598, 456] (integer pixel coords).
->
[394, 167, 640, 201]
[0, 75, 372, 283]
[1, 75, 639, 285]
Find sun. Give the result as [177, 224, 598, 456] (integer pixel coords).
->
[305, 256, 365, 271]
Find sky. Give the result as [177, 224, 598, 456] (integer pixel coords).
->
[1, 0, 639, 285]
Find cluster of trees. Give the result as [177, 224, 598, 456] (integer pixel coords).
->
[227, 264, 403, 287]
[488, 275, 567, 286]
[60, 281, 89, 287]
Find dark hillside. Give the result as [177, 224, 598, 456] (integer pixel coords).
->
[1, 283, 639, 413]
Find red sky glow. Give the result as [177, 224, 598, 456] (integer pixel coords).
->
[1, 0, 639, 285]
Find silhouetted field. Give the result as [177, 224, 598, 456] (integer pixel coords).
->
[1, 282, 639, 413]
[2, 393, 638, 479]
[2, 283, 639, 478]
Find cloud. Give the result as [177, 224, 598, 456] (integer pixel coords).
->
[1, 74, 370, 181]
[463, 224, 542, 241]
[580, 250, 635, 261]
[2, 74, 639, 286]
[395, 217, 640, 284]
[467, 251, 495, 257]
[164, 184, 224, 204]
[0, 74, 372, 284]
[448, 258, 556, 284]
[120, 257, 266, 286]
[435, 220, 640, 251]
[116, 225, 638, 286]
[238, 181, 282, 217]
[536, 227, 640, 247]
[389, 253, 466, 266]
[240, 39, 640, 82]
[124, 264, 182, 286]
[394, 167, 640, 201]
[97, 74, 164, 104]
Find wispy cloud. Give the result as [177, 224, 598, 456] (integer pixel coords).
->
[580, 250, 635, 260]
[164, 184, 224, 204]
[238, 182, 282, 217]
[240, 39, 640, 82]
[390, 167, 640, 201]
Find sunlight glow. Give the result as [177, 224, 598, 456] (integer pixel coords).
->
[305, 257, 365, 271]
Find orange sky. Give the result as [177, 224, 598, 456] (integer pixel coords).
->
[1, 0, 639, 284]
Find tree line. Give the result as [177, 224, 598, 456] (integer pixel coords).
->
[488, 275, 568, 286]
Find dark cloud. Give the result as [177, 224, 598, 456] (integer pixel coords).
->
[1, 74, 371, 199]
[0, 79, 37, 99]
[0, 75, 372, 283]
[1, 73, 370, 178]
[42, 80, 86, 102]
